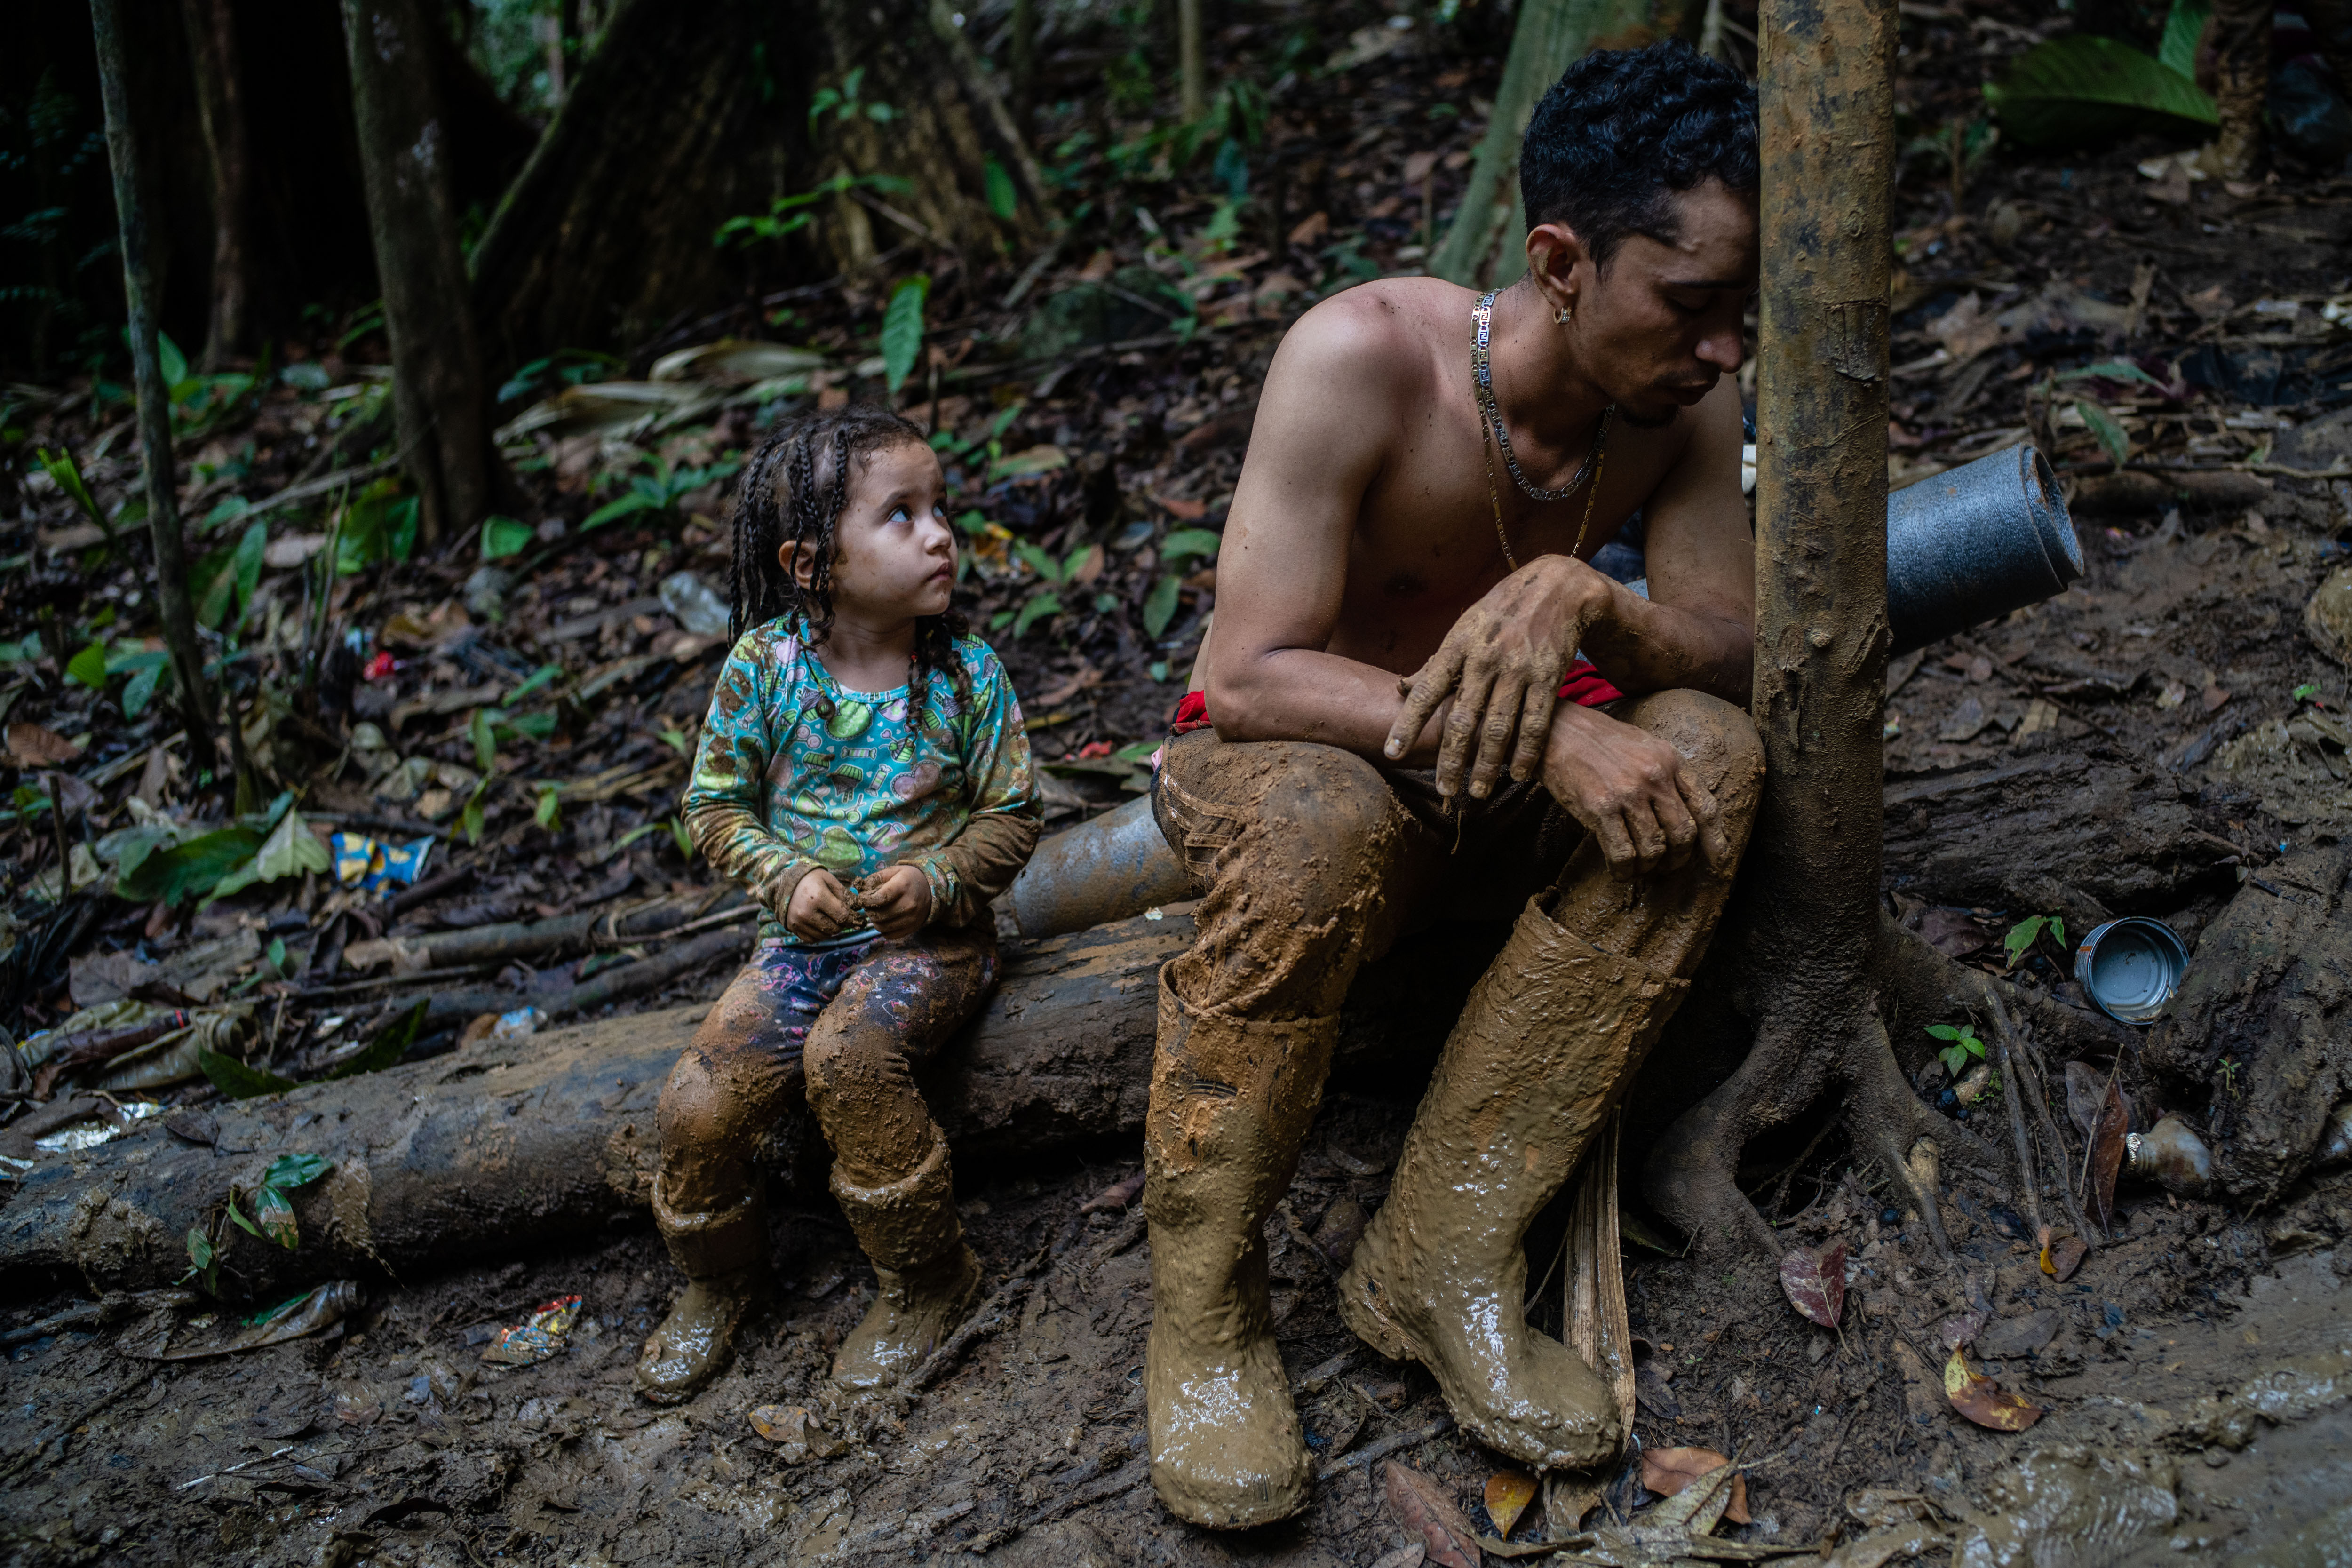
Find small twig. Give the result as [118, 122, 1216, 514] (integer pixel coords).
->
[1314, 1415, 1453, 1480]
[2014, 1028, 2098, 1254]
[1980, 986, 2047, 1242]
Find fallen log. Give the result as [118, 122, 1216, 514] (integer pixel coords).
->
[0, 910, 1507, 1299]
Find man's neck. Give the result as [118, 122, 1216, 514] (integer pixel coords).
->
[1487, 277, 1612, 456]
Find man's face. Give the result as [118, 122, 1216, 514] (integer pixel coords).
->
[1566, 179, 1758, 429]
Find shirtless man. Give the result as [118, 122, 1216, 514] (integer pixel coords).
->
[1143, 42, 1766, 1528]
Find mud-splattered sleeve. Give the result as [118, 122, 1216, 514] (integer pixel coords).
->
[682, 633, 821, 920]
[917, 644, 1041, 930]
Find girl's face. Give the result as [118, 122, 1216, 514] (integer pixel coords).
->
[788, 438, 956, 621]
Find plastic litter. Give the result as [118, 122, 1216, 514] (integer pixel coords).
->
[29, 1099, 163, 1154]
[479, 1293, 582, 1366]
[331, 832, 435, 891]
[2074, 917, 2189, 1025]
[659, 570, 732, 638]
[491, 1007, 546, 1043]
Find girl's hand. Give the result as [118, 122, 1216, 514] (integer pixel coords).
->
[785, 868, 855, 941]
[857, 864, 932, 941]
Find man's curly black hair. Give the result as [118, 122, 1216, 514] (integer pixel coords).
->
[1519, 39, 1759, 270]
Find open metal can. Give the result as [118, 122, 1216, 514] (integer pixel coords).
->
[2074, 917, 2189, 1025]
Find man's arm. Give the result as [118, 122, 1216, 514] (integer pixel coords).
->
[1202, 298, 1441, 757]
[1576, 379, 1753, 700]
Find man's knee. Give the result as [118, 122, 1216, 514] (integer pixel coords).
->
[1620, 690, 1764, 824]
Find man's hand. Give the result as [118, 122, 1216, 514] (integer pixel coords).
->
[1383, 556, 1615, 799]
[855, 864, 933, 941]
[1540, 702, 1732, 880]
[784, 868, 855, 942]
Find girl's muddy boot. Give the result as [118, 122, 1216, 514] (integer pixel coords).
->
[830, 1128, 982, 1389]
[1336, 899, 1686, 1472]
[636, 1176, 768, 1404]
[1144, 974, 1340, 1529]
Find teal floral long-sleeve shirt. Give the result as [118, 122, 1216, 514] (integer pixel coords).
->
[682, 621, 1042, 946]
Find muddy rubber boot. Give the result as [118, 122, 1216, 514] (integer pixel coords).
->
[829, 1128, 983, 1389]
[1144, 974, 1340, 1529]
[1336, 899, 1687, 1472]
[636, 1176, 767, 1404]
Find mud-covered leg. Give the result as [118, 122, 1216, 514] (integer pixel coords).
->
[1336, 691, 1763, 1468]
[1145, 737, 1416, 1528]
[805, 928, 998, 1390]
[638, 960, 801, 1403]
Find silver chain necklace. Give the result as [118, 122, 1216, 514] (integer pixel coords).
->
[1472, 291, 1613, 504]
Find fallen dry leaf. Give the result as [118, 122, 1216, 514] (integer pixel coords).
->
[1938, 1307, 1986, 1350]
[1779, 1240, 1847, 1328]
[1943, 1347, 2045, 1432]
[7, 721, 80, 769]
[2041, 1235, 2088, 1281]
[2086, 1075, 2129, 1233]
[1384, 1461, 1478, 1568]
[1483, 1470, 1538, 1539]
[1640, 1446, 1751, 1524]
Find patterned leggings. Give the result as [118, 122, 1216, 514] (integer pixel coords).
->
[654, 925, 998, 1215]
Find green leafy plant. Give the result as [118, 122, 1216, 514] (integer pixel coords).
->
[2293, 682, 2321, 702]
[2074, 401, 2131, 467]
[34, 446, 109, 538]
[808, 65, 894, 127]
[534, 781, 563, 831]
[1142, 527, 1223, 638]
[2003, 913, 2067, 970]
[186, 1150, 332, 1288]
[334, 479, 420, 574]
[323, 999, 429, 1081]
[1926, 1021, 1987, 1080]
[480, 514, 533, 560]
[1983, 0, 2218, 147]
[714, 171, 914, 248]
[583, 453, 741, 531]
[882, 274, 930, 394]
[984, 157, 1018, 221]
[667, 815, 695, 860]
[191, 518, 270, 630]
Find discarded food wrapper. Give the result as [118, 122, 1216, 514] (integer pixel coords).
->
[332, 832, 435, 892]
[31, 1100, 163, 1154]
[479, 1294, 582, 1366]
[2074, 917, 2188, 1025]
[491, 1007, 547, 1043]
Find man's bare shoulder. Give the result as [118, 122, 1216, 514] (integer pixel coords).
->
[1269, 276, 1473, 397]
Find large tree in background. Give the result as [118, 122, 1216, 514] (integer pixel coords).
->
[472, 0, 1051, 367]
[342, 0, 497, 547]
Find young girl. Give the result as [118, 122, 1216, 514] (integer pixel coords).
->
[636, 404, 1040, 1403]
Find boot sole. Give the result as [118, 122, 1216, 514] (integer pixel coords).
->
[1149, 1465, 1311, 1530]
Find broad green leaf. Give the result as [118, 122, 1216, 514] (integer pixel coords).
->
[534, 782, 562, 830]
[1983, 35, 2217, 147]
[481, 514, 533, 559]
[2004, 915, 2050, 967]
[208, 807, 330, 902]
[157, 331, 190, 391]
[470, 708, 497, 772]
[226, 1199, 265, 1240]
[65, 641, 108, 690]
[1013, 590, 1063, 638]
[1161, 527, 1223, 562]
[509, 663, 563, 702]
[252, 1185, 299, 1249]
[984, 157, 1018, 221]
[2158, 0, 2209, 78]
[1014, 540, 1063, 581]
[882, 274, 931, 394]
[1925, 1023, 1964, 1042]
[36, 447, 107, 533]
[119, 825, 265, 904]
[460, 775, 490, 845]
[324, 999, 428, 1081]
[192, 544, 239, 628]
[186, 1226, 215, 1270]
[120, 660, 166, 720]
[668, 815, 694, 859]
[2075, 401, 2131, 467]
[199, 1048, 295, 1099]
[583, 493, 657, 530]
[1143, 574, 1183, 637]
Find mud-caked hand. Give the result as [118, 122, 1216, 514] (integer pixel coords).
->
[784, 868, 856, 941]
[856, 864, 933, 941]
[1383, 556, 1613, 800]
[1539, 702, 1732, 879]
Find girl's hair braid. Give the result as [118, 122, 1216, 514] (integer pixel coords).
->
[727, 402, 972, 725]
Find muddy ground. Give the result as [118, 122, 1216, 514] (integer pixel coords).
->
[9, 0, 2352, 1562]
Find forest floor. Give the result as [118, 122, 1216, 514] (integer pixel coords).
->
[7, 0, 2352, 1564]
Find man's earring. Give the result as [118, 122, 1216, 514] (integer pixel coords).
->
[1555, 302, 1574, 325]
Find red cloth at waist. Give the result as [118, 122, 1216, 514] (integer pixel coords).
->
[1168, 659, 1621, 736]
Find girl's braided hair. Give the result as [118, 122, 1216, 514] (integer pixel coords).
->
[729, 403, 971, 724]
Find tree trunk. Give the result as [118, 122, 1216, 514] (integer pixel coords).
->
[90, 0, 216, 780]
[179, 0, 250, 366]
[470, 0, 1049, 369]
[1178, 0, 1206, 123]
[1428, 0, 1695, 288]
[341, 0, 493, 548]
[0, 913, 1508, 1299]
[1643, 0, 1987, 1266]
[2209, 0, 2271, 181]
